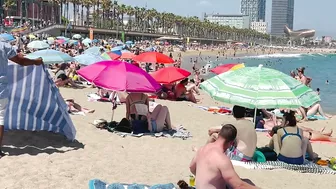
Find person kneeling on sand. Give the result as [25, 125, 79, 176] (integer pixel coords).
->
[207, 106, 257, 162]
[190, 124, 258, 189]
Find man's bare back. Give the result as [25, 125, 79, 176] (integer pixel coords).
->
[193, 144, 229, 189]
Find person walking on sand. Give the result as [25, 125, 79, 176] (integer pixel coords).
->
[0, 42, 43, 157]
[190, 124, 258, 189]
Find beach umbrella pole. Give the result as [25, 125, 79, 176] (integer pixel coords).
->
[253, 108, 257, 124]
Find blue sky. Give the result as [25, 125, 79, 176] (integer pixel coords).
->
[116, 0, 336, 37]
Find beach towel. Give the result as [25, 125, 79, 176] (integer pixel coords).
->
[190, 104, 232, 115]
[89, 179, 176, 189]
[273, 111, 327, 120]
[111, 126, 192, 140]
[231, 160, 336, 174]
[5, 63, 76, 140]
[265, 133, 336, 144]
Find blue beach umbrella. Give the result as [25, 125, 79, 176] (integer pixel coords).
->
[25, 49, 75, 65]
[111, 50, 122, 56]
[27, 40, 50, 49]
[84, 46, 105, 56]
[56, 36, 66, 39]
[82, 38, 92, 44]
[74, 54, 105, 65]
[0, 33, 15, 42]
[111, 46, 123, 51]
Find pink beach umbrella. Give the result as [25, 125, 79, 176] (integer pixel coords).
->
[77, 60, 161, 93]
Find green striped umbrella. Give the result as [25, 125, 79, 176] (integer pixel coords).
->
[200, 65, 320, 109]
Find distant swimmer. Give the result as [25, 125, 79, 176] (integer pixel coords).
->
[326, 80, 329, 85]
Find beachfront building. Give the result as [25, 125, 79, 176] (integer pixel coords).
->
[1, 0, 60, 26]
[250, 20, 268, 34]
[240, 0, 266, 22]
[271, 0, 295, 36]
[204, 14, 250, 29]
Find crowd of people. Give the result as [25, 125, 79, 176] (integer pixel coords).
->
[1, 31, 335, 188]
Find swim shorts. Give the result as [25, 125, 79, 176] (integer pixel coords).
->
[278, 154, 304, 165]
[0, 98, 8, 125]
[226, 146, 252, 162]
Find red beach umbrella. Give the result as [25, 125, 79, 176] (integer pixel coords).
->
[120, 51, 135, 59]
[133, 52, 174, 64]
[151, 67, 191, 84]
[210, 63, 245, 75]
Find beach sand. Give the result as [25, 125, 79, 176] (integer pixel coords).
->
[1, 86, 336, 189]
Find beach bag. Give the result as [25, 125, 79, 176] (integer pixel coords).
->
[114, 118, 132, 133]
[257, 147, 278, 161]
[132, 119, 148, 134]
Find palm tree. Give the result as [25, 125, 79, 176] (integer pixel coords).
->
[2, 0, 16, 17]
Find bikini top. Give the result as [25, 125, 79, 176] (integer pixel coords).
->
[281, 127, 302, 142]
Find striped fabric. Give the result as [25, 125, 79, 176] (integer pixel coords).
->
[4, 62, 76, 140]
[232, 160, 336, 175]
[201, 65, 321, 109]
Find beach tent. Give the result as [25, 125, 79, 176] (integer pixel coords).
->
[5, 62, 76, 140]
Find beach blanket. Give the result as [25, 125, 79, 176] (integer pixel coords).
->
[265, 133, 336, 144]
[190, 104, 232, 115]
[111, 126, 192, 140]
[273, 111, 327, 120]
[5, 63, 76, 140]
[89, 179, 176, 189]
[232, 160, 336, 174]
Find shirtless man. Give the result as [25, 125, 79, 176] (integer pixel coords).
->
[190, 124, 258, 189]
[207, 106, 257, 161]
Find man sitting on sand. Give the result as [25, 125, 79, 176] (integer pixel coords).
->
[190, 124, 258, 189]
[207, 106, 257, 162]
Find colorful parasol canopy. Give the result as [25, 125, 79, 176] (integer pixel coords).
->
[151, 67, 191, 84]
[210, 63, 245, 75]
[133, 52, 174, 64]
[77, 60, 161, 93]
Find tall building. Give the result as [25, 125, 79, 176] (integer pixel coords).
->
[250, 20, 268, 34]
[204, 14, 250, 29]
[241, 0, 266, 22]
[271, 0, 295, 36]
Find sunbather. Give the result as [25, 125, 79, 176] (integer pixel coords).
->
[125, 93, 174, 132]
[190, 124, 258, 189]
[268, 111, 317, 165]
[54, 63, 79, 88]
[65, 99, 95, 113]
[297, 103, 332, 121]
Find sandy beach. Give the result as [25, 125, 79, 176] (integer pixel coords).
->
[1, 84, 336, 189]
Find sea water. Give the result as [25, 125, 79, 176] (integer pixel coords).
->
[182, 53, 336, 113]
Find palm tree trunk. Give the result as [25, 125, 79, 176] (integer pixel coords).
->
[81, 4, 84, 26]
[20, 1, 23, 25]
[25, 1, 28, 22]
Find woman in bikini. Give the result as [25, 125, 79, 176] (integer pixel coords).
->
[125, 93, 174, 132]
[268, 111, 317, 165]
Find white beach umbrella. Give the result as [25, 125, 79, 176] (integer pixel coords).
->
[73, 34, 82, 39]
[27, 40, 50, 49]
